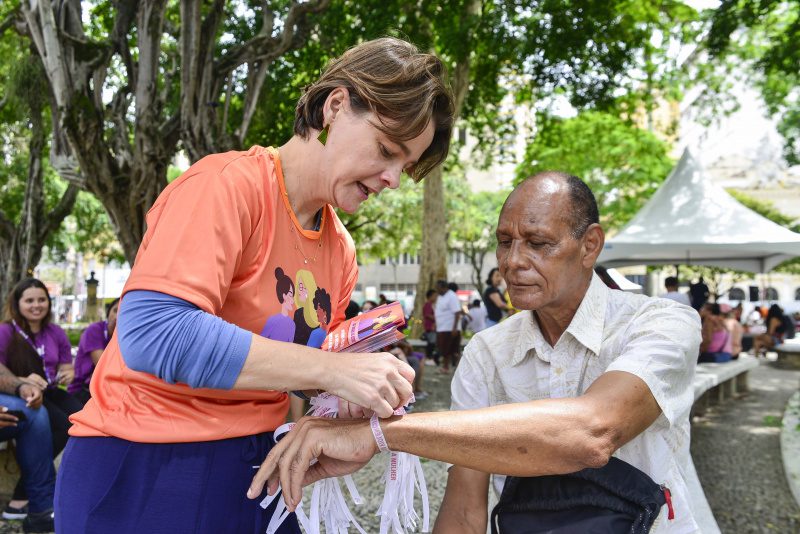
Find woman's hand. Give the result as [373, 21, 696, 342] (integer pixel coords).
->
[337, 398, 374, 419]
[56, 364, 75, 386]
[18, 384, 43, 409]
[22, 373, 48, 390]
[323, 352, 414, 418]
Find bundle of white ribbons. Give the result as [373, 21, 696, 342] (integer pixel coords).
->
[260, 392, 429, 533]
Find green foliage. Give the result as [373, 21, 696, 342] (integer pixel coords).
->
[515, 111, 674, 231]
[707, 0, 800, 163]
[46, 192, 126, 265]
[338, 176, 424, 264]
[448, 183, 508, 292]
[727, 189, 800, 273]
[728, 189, 800, 232]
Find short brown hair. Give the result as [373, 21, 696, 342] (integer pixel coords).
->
[295, 37, 454, 181]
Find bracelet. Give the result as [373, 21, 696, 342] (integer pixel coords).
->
[369, 414, 390, 452]
[14, 383, 24, 397]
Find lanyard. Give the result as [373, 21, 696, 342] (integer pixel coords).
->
[11, 320, 45, 358]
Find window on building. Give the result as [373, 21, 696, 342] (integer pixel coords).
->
[748, 286, 760, 302]
[728, 287, 746, 301]
[763, 287, 779, 301]
[380, 258, 387, 265]
[795, 287, 800, 301]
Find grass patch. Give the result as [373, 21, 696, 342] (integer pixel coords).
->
[763, 415, 783, 427]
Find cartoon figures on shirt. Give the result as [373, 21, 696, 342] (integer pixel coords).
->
[260, 268, 296, 342]
[306, 288, 332, 349]
[292, 269, 319, 345]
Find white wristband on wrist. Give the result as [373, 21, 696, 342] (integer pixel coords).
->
[370, 414, 390, 452]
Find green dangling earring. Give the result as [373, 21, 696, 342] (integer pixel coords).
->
[317, 125, 329, 146]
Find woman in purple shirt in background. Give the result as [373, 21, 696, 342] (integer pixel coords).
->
[69, 298, 119, 405]
[0, 278, 82, 520]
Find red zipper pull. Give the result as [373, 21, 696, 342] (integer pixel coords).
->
[662, 485, 675, 520]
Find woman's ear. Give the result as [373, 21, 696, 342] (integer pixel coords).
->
[322, 86, 350, 126]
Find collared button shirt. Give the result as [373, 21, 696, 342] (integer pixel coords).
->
[434, 290, 462, 332]
[451, 273, 702, 533]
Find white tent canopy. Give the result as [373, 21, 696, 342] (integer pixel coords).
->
[598, 149, 800, 272]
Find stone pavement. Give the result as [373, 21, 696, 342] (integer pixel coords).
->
[691, 361, 800, 533]
[4, 360, 798, 533]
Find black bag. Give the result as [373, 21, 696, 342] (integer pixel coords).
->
[490, 457, 671, 534]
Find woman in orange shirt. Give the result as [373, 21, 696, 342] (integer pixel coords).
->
[56, 38, 453, 534]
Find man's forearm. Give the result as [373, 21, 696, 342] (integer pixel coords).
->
[382, 399, 606, 477]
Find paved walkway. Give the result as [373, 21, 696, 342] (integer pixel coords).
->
[691, 361, 800, 533]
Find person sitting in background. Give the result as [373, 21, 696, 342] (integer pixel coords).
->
[360, 300, 378, 313]
[344, 300, 360, 320]
[660, 276, 691, 307]
[69, 298, 120, 405]
[0, 363, 56, 533]
[0, 278, 82, 521]
[722, 304, 744, 359]
[699, 304, 733, 363]
[467, 299, 487, 333]
[751, 304, 787, 356]
[387, 340, 427, 400]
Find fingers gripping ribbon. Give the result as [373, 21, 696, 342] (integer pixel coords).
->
[261, 392, 429, 534]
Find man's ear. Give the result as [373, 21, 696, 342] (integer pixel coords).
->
[581, 223, 605, 268]
[321, 86, 350, 126]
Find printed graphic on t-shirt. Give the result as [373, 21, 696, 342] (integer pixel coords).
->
[260, 267, 332, 349]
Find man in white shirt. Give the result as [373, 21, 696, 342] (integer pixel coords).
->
[467, 299, 487, 333]
[434, 279, 463, 372]
[660, 276, 692, 307]
[250, 171, 702, 533]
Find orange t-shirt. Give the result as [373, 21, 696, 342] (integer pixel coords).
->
[70, 146, 358, 443]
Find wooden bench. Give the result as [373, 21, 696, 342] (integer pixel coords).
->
[774, 342, 800, 370]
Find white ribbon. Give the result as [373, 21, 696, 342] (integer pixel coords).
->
[375, 397, 430, 534]
[261, 392, 429, 533]
[302, 393, 367, 534]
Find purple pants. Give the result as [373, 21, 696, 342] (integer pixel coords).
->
[55, 434, 301, 534]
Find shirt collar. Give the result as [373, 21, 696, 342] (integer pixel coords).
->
[511, 273, 608, 365]
[564, 273, 608, 357]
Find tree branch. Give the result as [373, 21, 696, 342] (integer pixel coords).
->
[215, 0, 330, 73]
[0, 210, 15, 242]
[38, 185, 79, 242]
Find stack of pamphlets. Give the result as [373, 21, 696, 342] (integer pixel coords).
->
[323, 301, 406, 353]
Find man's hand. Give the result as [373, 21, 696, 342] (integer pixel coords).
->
[323, 352, 414, 418]
[18, 384, 43, 409]
[248, 416, 379, 511]
[22, 373, 47, 390]
[0, 408, 19, 429]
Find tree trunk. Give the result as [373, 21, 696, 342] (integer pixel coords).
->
[412, 166, 449, 334]
[0, 109, 78, 306]
[19, 0, 331, 265]
[410, 0, 481, 336]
